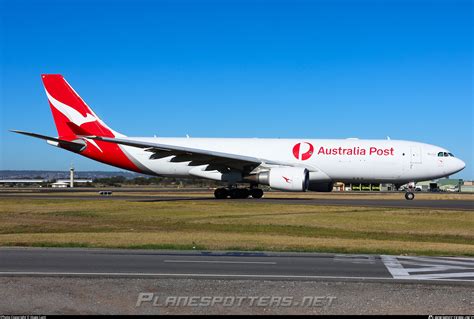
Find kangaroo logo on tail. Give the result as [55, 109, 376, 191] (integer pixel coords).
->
[45, 89, 97, 126]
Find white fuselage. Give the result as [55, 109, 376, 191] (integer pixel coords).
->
[120, 138, 465, 184]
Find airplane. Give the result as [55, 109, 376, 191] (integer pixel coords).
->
[12, 74, 466, 200]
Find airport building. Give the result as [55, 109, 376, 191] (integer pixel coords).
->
[334, 182, 388, 192]
[0, 167, 92, 188]
[51, 181, 69, 188]
[333, 179, 472, 192]
[461, 180, 474, 192]
[0, 179, 48, 186]
[412, 178, 468, 192]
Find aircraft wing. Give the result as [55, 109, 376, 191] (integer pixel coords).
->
[87, 135, 300, 172]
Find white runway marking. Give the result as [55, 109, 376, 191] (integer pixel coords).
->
[400, 256, 474, 266]
[381, 255, 409, 277]
[163, 260, 276, 265]
[381, 255, 474, 281]
[334, 254, 376, 264]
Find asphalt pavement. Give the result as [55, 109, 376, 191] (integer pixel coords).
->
[0, 248, 472, 284]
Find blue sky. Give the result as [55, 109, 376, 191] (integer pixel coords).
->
[0, 0, 472, 178]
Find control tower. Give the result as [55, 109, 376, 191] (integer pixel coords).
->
[69, 165, 74, 188]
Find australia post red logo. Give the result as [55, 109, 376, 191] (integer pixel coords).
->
[293, 142, 395, 160]
[292, 142, 314, 161]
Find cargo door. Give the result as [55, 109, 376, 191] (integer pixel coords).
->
[410, 146, 422, 164]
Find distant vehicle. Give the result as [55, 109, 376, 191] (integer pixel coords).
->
[12, 74, 466, 200]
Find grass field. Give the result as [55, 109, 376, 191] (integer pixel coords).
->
[0, 197, 473, 256]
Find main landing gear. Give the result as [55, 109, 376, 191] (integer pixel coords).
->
[214, 187, 264, 199]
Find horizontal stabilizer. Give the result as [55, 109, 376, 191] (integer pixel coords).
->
[10, 130, 86, 152]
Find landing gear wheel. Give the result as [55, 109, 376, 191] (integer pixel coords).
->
[405, 192, 415, 200]
[214, 188, 228, 199]
[229, 189, 238, 199]
[230, 188, 249, 199]
[250, 188, 264, 199]
[240, 188, 250, 199]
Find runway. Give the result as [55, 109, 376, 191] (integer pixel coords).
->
[0, 248, 473, 284]
[0, 193, 472, 210]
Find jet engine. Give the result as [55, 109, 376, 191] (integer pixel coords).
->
[250, 167, 309, 192]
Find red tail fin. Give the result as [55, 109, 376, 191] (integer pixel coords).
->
[41, 74, 122, 138]
[40, 75, 142, 173]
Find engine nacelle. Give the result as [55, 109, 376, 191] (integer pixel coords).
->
[255, 167, 309, 192]
[307, 181, 334, 192]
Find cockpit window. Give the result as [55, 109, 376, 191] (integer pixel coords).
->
[438, 152, 453, 157]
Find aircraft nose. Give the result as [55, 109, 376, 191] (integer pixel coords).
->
[452, 158, 466, 173]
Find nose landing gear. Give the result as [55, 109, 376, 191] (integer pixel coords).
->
[404, 181, 416, 200]
[404, 192, 415, 200]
